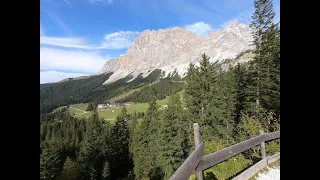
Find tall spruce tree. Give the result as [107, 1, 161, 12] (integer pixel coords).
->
[212, 66, 237, 144]
[109, 107, 133, 179]
[159, 94, 189, 179]
[102, 161, 110, 180]
[59, 157, 79, 180]
[185, 53, 219, 141]
[77, 110, 105, 180]
[246, 0, 280, 119]
[40, 143, 62, 180]
[234, 63, 248, 123]
[130, 120, 145, 178]
[138, 87, 162, 178]
[86, 103, 93, 111]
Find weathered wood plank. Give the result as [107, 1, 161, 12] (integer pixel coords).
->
[267, 152, 280, 164]
[264, 131, 280, 142]
[169, 143, 204, 180]
[259, 130, 266, 159]
[193, 123, 204, 180]
[231, 158, 268, 180]
[197, 134, 265, 171]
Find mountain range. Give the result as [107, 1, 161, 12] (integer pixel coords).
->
[97, 22, 255, 84]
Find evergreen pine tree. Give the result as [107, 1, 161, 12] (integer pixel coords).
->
[40, 143, 62, 180]
[212, 66, 237, 144]
[185, 62, 201, 123]
[139, 87, 162, 178]
[234, 63, 248, 123]
[246, 0, 280, 119]
[159, 94, 189, 179]
[130, 121, 144, 178]
[185, 53, 218, 141]
[102, 161, 110, 180]
[77, 109, 105, 180]
[109, 107, 133, 179]
[59, 157, 79, 180]
[86, 103, 93, 111]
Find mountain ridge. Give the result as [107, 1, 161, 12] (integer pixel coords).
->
[98, 21, 254, 84]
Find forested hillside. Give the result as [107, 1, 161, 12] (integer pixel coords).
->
[115, 79, 184, 103]
[40, 69, 173, 114]
[40, 0, 279, 179]
[40, 73, 113, 114]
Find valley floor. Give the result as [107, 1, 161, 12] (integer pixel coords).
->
[54, 97, 170, 122]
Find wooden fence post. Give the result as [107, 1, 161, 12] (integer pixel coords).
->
[259, 130, 266, 159]
[194, 123, 203, 180]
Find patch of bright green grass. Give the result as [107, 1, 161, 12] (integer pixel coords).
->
[53, 90, 185, 122]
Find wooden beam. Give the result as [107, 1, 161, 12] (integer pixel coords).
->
[231, 158, 268, 180]
[193, 123, 204, 180]
[259, 130, 266, 159]
[232, 153, 280, 180]
[264, 131, 280, 142]
[197, 134, 265, 171]
[169, 143, 204, 180]
[267, 152, 280, 164]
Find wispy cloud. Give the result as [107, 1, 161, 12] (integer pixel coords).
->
[47, 12, 73, 35]
[40, 24, 45, 36]
[40, 31, 140, 49]
[40, 36, 93, 49]
[40, 47, 108, 73]
[100, 31, 140, 49]
[167, 0, 222, 23]
[40, 71, 91, 84]
[89, 0, 113, 5]
[184, 22, 214, 36]
[63, 0, 73, 7]
[225, 10, 253, 27]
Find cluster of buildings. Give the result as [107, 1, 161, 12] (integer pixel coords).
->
[97, 103, 131, 111]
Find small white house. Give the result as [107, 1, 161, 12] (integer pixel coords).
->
[98, 104, 107, 109]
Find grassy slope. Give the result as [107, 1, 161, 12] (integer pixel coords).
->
[53, 89, 185, 123]
[54, 96, 171, 121]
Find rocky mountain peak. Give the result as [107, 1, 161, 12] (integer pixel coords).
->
[98, 22, 254, 84]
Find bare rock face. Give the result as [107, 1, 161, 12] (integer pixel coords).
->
[98, 22, 254, 84]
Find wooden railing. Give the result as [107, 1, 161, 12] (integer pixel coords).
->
[169, 123, 280, 180]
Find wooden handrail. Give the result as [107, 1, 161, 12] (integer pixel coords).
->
[169, 123, 280, 180]
[169, 142, 204, 180]
[197, 131, 279, 171]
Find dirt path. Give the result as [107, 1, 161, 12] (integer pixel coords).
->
[70, 107, 87, 113]
[256, 167, 280, 180]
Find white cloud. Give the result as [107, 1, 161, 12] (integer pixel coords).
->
[40, 71, 90, 84]
[40, 36, 94, 49]
[100, 31, 140, 49]
[184, 22, 214, 36]
[47, 12, 73, 35]
[89, 0, 113, 5]
[40, 31, 140, 49]
[40, 47, 107, 73]
[220, 12, 252, 29]
[40, 24, 45, 36]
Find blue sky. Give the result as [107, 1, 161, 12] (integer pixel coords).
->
[40, 0, 280, 84]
